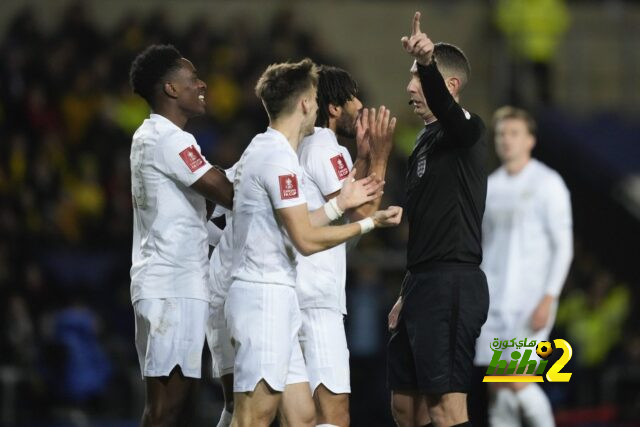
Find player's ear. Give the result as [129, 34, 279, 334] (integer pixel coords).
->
[328, 103, 341, 119]
[301, 95, 311, 114]
[163, 82, 178, 99]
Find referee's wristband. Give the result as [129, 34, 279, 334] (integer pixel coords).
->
[357, 217, 375, 234]
[323, 197, 344, 221]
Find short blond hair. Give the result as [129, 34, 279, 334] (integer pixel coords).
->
[492, 106, 537, 136]
[255, 58, 319, 121]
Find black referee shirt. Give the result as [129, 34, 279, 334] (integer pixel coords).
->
[405, 61, 487, 273]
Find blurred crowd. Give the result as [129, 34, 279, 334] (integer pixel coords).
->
[0, 1, 638, 426]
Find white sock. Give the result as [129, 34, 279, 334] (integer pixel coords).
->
[216, 408, 233, 427]
[515, 384, 555, 427]
[489, 388, 520, 427]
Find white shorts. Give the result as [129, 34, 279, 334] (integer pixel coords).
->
[225, 281, 308, 392]
[206, 304, 235, 378]
[475, 304, 557, 366]
[299, 308, 351, 394]
[134, 298, 208, 378]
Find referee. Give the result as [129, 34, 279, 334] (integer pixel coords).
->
[387, 12, 489, 427]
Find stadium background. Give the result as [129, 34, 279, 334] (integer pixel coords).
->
[0, 0, 638, 425]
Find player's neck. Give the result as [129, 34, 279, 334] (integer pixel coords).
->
[505, 156, 532, 175]
[270, 118, 304, 151]
[154, 107, 188, 129]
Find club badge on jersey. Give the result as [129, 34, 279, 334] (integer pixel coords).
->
[179, 145, 206, 172]
[330, 154, 350, 180]
[279, 174, 299, 200]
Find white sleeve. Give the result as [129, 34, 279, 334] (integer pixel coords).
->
[542, 175, 573, 297]
[261, 152, 307, 209]
[302, 144, 353, 197]
[155, 131, 212, 187]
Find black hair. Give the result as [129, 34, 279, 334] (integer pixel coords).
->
[434, 42, 471, 90]
[129, 44, 183, 107]
[315, 65, 359, 127]
[255, 58, 318, 121]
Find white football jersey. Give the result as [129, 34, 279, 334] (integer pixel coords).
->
[296, 127, 353, 314]
[209, 165, 237, 307]
[130, 114, 213, 303]
[481, 159, 573, 317]
[229, 128, 307, 287]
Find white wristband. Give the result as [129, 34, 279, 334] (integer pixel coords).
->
[357, 217, 375, 234]
[323, 197, 344, 221]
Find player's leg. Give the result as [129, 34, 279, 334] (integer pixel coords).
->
[225, 282, 301, 426]
[134, 298, 208, 426]
[280, 382, 316, 427]
[232, 380, 281, 427]
[216, 374, 234, 427]
[314, 385, 349, 426]
[207, 304, 236, 427]
[488, 383, 519, 427]
[142, 368, 198, 427]
[297, 308, 350, 426]
[505, 320, 557, 427]
[278, 309, 315, 426]
[512, 383, 554, 427]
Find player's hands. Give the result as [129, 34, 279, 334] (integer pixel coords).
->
[401, 12, 434, 66]
[530, 295, 555, 332]
[372, 205, 402, 228]
[337, 168, 384, 211]
[388, 296, 403, 331]
[355, 108, 371, 161]
[367, 106, 397, 161]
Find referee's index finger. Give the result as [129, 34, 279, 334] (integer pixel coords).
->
[412, 11, 422, 35]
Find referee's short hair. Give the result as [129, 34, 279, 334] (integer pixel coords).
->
[493, 106, 537, 136]
[315, 65, 358, 128]
[434, 42, 471, 91]
[255, 58, 319, 122]
[129, 44, 183, 108]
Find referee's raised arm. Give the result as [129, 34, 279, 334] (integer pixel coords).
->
[403, 11, 484, 147]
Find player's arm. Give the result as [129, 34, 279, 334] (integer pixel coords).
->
[277, 203, 402, 256]
[157, 134, 234, 209]
[318, 107, 397, 221]
[542, 177, 574, 297]
[348, 106, 396, 220]
[531, 176, 574, 331]
[308, 168, 383, 227]
[402, 11, 484, 146]
[191, 168, 233, 209]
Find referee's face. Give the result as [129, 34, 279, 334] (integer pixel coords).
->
[494, 118, 535, 164]
[407, 61, 431, 121]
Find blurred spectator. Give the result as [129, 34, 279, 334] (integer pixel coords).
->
[494, 0, 570, 108]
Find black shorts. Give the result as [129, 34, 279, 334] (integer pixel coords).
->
[387, 264, 489, 394]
